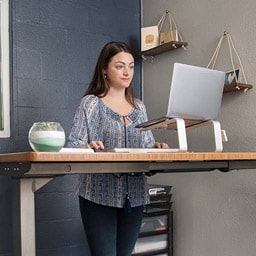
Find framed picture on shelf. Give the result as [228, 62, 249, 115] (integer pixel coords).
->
[225, 69, 240, 84]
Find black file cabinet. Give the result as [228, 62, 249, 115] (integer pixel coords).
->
[132, 185, 173, 256]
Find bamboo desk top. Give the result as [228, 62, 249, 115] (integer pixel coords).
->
[1, 151, 256, 162]
[1, 151, 256, 177]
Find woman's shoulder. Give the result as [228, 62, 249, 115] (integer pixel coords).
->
[134, 98, 147, 112]
[80, 94, 100, 106]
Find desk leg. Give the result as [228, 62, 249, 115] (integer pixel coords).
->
[12, 178, 52, 256]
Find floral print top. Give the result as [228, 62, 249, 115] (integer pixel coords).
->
[67, 95, 155, 207]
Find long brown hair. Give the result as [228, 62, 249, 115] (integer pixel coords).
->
[85, 41, 136, 107]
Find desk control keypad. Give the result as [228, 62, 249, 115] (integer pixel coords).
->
[0, 162, 31, 176]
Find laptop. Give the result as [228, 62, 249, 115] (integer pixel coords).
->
[136, 63, 225, 130]
[111, 63, 225, 153]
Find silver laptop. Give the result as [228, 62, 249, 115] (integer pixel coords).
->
[136, 63, 225, 129]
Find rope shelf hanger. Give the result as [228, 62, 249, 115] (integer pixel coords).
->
[159, 10, 187, 49]
[141, 9, 188, 59]
[207, 31, 253, 93]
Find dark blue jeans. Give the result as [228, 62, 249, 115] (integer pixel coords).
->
[79, 196, 144, 256]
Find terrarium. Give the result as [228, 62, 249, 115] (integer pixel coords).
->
[28, 122, 65, 152]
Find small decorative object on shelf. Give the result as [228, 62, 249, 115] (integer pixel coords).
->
[28, 122, 65, 152]
[141, 10, 187, 59]
[207, 31, 253, 93]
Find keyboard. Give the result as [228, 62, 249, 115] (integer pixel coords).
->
[60, 148, 94, 153]
[109, 148, 179, 153]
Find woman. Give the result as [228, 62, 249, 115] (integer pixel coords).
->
[67, 41, 168, 256]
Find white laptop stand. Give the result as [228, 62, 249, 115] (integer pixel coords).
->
[174, 118, 188, 152]
[184, 119, 223, 152]
[140, 118, 223, 152]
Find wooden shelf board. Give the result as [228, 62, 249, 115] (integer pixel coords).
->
[224, 82, 253, 93]
[141, 41, 188, 57]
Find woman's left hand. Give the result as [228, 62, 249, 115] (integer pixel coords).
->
[153, 142, 169, 148]
[89, 140, 104, 150]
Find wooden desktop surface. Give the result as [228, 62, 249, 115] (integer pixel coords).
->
[1, 151, 256, 162]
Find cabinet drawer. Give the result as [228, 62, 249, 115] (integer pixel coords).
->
[132, 234, 168, 254]
[140, 215, 167, 233]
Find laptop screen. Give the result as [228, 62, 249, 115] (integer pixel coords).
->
[167, 63, 225, 120]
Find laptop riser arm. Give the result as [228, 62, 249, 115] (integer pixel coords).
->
[140, 118, 223, 152]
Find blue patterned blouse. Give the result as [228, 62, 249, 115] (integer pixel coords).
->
[67, 95, 156, 208]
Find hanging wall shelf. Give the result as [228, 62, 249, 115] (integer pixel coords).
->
[207, 31, 253, 93]
[141, 10, 187, 59]
[224, 82, 253, 93]
[141, 41, 188, 57]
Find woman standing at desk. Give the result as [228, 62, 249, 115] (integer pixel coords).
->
[67, 41, 168, 256]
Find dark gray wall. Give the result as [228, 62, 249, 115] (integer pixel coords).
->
[0, 0, 141, 255]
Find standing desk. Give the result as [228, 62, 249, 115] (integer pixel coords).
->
[1, 151, 256, 256]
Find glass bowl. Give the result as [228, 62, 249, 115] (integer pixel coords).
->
[28, 122, 65, 152]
